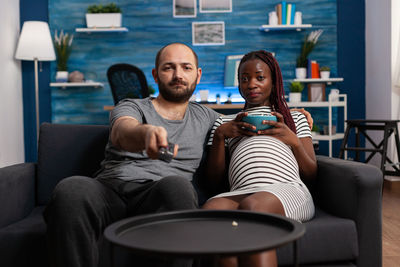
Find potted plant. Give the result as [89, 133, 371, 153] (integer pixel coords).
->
[295, 29, 323, 79]
[288, 81, 304, 102]
[86, 3, 122, 28]
[54, 30, 73, 82]
[320, 66, 331, 79]
[311, 124, 320, 136]
[148, 85, 156, 96]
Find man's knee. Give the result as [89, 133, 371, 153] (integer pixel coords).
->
[44, 176, 106, 222]
[156, 176, 198, 209]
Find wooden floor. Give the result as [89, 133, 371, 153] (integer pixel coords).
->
[382, 180, 400, 267]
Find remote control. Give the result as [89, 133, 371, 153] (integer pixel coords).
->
[158, 142, 175, 163]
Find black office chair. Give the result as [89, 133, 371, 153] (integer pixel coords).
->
[107, 63, 149, 105]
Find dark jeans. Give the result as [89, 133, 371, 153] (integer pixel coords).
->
[43, 175, 198, 267]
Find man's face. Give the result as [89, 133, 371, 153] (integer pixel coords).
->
[152, 44, 202, 103]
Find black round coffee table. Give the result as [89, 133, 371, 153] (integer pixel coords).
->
[104, 210, 305, 266]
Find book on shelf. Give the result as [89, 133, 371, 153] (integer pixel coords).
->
[286, 4, 292, 25]
[282, 1, 287, 25]
[311, 61, 320, 79]
[273, 2, 299, 25]
[290, 3, 296, 24]
[275, 3, 282, 25]
[307, 60, 320, 79]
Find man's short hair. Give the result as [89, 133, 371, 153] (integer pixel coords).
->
[155, 43, 199, 70]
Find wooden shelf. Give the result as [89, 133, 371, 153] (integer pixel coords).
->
[104, 103, 245, 112]
[287, 99, 346, 108]
[50, 82, 104, 88]
[293, 77, 344, 85]
[312, 133, 345, 141]
[75, 27, 128, 33]
[259, 24, 312, 32]
[204, 103, 243, 110]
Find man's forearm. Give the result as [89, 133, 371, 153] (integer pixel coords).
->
[111, 117, 150, 152]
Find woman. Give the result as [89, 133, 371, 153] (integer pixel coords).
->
[202, 50, 317, 267]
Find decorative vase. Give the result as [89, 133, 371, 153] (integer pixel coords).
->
[294, 12, 302, 25]
[320, 71, 330, 79]
[68, 71, 85, 83]
[85, 13, 122, 28]
[268, 11, 278, 26]
[295, 68, 307, 79]
[55, 71, 68, 83]
[199, 90, 209, 103]
[289, 92, 302, 102]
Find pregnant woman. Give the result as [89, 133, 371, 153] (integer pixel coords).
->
[202, 50, 317, 267]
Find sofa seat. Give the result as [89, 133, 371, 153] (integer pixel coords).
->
[0, 206, 47, 267]
[277, 208, 358, 266]
[0, 206, 358, 267]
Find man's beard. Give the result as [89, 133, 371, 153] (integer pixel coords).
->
[157, 76, 197, 103]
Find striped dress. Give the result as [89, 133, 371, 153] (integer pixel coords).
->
[207, 106, 315, 222]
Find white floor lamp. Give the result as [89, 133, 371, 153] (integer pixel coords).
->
[15, 21, 56, 142]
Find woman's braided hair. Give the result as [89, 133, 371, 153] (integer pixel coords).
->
[238, 50, 296, 133]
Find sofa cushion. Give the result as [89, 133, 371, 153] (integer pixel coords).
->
[37, 123, 109, 205]
[0, 163, 36, 228]
[277, 207, 358, 265]
[0, 206, 48, 267]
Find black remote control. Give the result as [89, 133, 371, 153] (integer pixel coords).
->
[158, 142, 175, 163]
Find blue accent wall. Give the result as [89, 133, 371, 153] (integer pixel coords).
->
[20, 0, 51, 162]
[48, 0, 338, 124]
[20, 0, 366, 160]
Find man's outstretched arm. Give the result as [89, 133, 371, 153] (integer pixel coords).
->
[111, 116, 175, 159]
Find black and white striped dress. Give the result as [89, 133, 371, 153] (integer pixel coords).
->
[207, 106, 315, 222]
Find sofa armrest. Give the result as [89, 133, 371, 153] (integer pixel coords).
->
[0, 163, 36, 228]
[315, 155, 382, 267]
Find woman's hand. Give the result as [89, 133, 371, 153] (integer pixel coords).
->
[214, 112, 258, 140]
[290, 108, 313, 129]
[257, 112, 300, 148]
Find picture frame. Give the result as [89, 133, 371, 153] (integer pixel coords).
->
[308, 83, 326, 102]
[199, 0, 232, 13]
[192, 21, 225, 46]
[224, 55, 244, 87]
[173, 0, 196, 18]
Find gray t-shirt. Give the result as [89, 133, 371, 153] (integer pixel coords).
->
[96, 97, 219, 182]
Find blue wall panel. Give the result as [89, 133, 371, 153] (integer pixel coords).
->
[49, 0, 338, 127]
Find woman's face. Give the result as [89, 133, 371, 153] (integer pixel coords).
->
[239, 58, 273, 108]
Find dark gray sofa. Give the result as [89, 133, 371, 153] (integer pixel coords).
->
[0, 123, 383, 267]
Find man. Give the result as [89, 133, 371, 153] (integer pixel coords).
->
[44, 43, 219, 267]
[44, 42, 312, 267]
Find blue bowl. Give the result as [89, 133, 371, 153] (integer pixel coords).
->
[241, 115, 277, 132]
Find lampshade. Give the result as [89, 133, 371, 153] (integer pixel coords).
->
[15, 21, 56, 61]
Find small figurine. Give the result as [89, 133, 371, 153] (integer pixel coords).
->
[225, 93, 232, 104]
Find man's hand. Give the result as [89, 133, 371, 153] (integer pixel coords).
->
[111, 116, 178, 159]
[291, 108, 313, 129]
[144, 126, 179, 159]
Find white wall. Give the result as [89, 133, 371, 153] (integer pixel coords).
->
[365, 0, 400, 180]
[0, 0, 25, 167]
[392, 1, 400, 119]
[365, 0, 391, 120]
[391, 0, 400, 178]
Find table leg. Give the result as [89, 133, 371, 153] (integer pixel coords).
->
[109, 244, 115, 267]
[293, 240, 299, 267]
